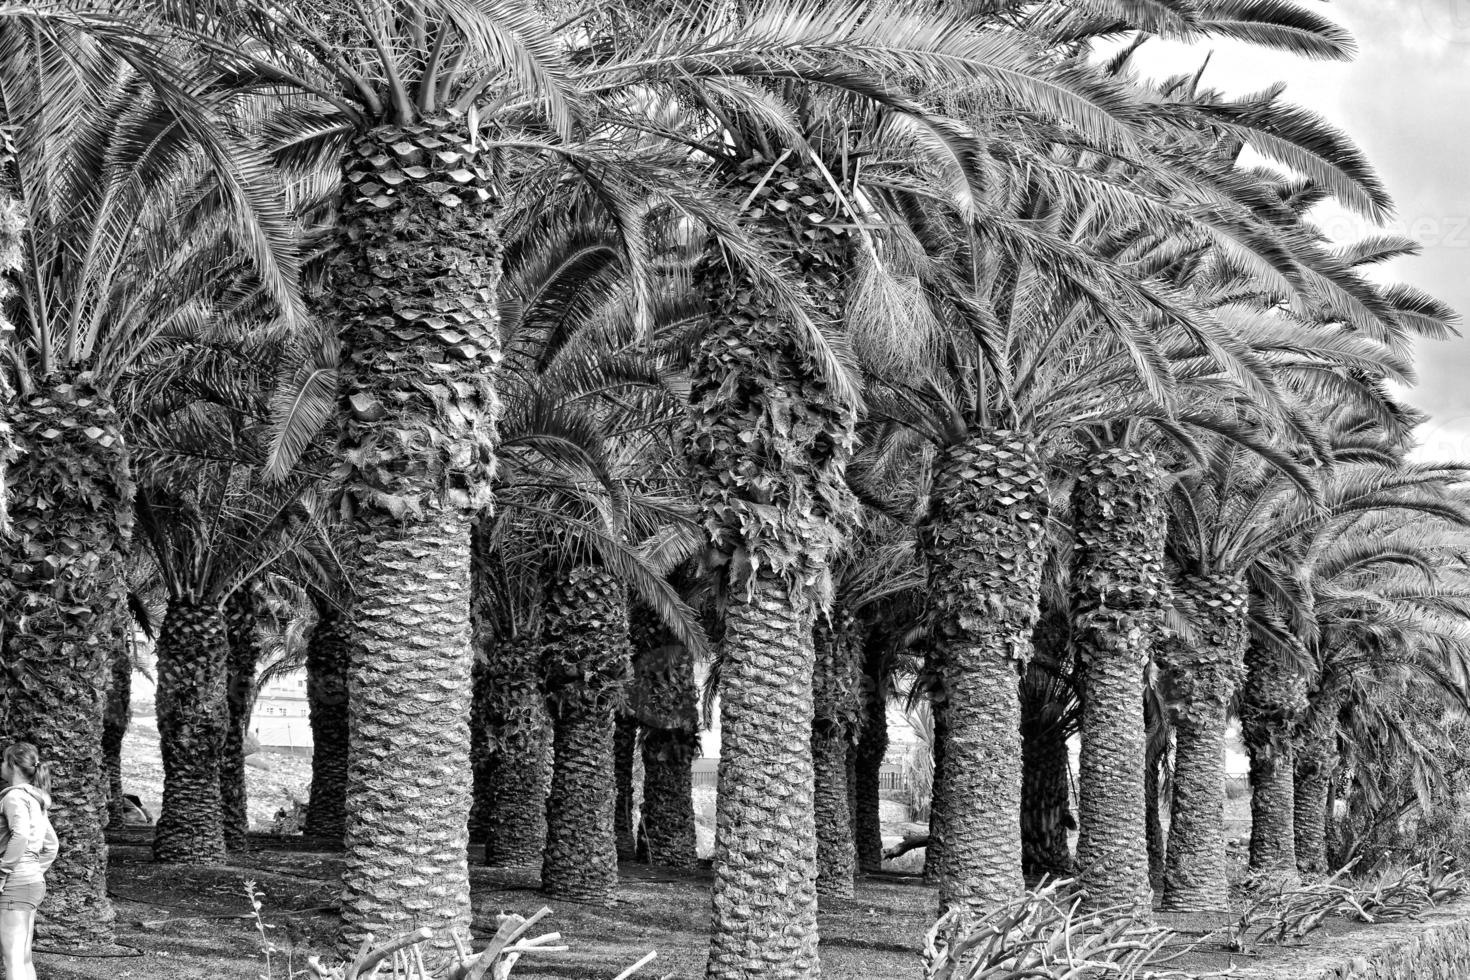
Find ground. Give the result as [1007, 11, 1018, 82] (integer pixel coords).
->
[89, 714, 1385, 979]
[37, 829, 1435, 980]
[42, 834, 938, 980]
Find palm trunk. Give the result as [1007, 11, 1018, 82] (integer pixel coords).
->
[854, 637, 888, 873]
[469, 518, 550, 868]
[921, 430, 1049, 913]
[1156, 572, 1248, 912]
[305, 599, 350, 841]
[222, 588, 261, 850]
[541, 567, 631, 904]
[706, 576, 824, 978]
[845, 746, 858, 848]
[0, 374, 127, 944]
[543, 708, 618, 900]
[684, 160, 857, 979]
[924, 662, 947, 885]
[1072, 448, 1166, 916]
[812, 614, 860, 898]
[103, 627, 133, 830]
[615, 715, 639, 862]
[639, 726, 698, 867]
[1294, 685, 1343, 875]
[631, 615, 698, 869]
[1249, 745, 1297, 879]
[342, 515, 475, 947]
[1020, 617, 1074, 880]
[477, 635, 550, 869]
[1020, 675, 1073, 878]
[1144, 700, 1167, 884]
[1241, 641, 1307, 882]
[154, 598, 229, 864]
[331, 118, 500, 954]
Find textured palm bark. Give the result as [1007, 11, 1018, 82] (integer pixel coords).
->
[0, 375, 126, 944]
[477, 633, 550, 870]
[1020, 689, 1073, 878]
[615, 715, 639, 862]
[222, 589, 262, 851]
[706, 579, 823, 978]
[103, 630, 133, 830]
[305, 601, 350, 841]
[924, 668, 947, 885]
[541, 567, 630, 904]
[1156, 573, 1248, 912]
[484, 737, 550, 869]
[341, 513, 475, 949]
[1072, 448, 1166, 915]
[154, 599, 229, 865]
[1145, 723, 1166, 884]
[854, 641, 889, 873]
[640, 726, 698, 868]
[1249, 745, 1298, 881]
[329, 117, 500, 955]
[845, 747, 858, 848]
[921, 431, 1048, 913]
[631, 612, 699, 869]
[812, 615, 860, 898]
[812, 727, 854, 898]
[1241, 641, 1308, 882]
[1164, 697, 1228, 910]
[542, 709, 618, 902]
[1294, 687, 1343, 875]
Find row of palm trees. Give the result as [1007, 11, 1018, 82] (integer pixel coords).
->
[2, 1, 1469, 978]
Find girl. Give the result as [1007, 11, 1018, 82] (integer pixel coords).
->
[0, 743, 58, 980]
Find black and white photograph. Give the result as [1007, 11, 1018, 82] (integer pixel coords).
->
[2, 1, 1470, 977]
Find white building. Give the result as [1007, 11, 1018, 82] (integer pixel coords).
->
[253, 670, 312, 750]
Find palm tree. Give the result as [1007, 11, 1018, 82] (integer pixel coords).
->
[1165, 429, 1467, 900]
[1021, 606, 1079, 879]
[630, 607, 701, 868]
[812, 608, 862, 897]
[0, 27, 297, 939]
[223, 0, 1085, 946]
[540, 564, 633, 903]
[1288, 506, 1470, 870]
[129, 387, 322, 864]
[223, 584, 265, 849]
[305, 593, 351, 841]
[102, 630, 135, 829]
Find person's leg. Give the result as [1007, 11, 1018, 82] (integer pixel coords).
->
[0, 907, 30, 979]
[21, 910, 35, 980]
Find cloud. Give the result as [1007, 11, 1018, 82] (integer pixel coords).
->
[1101, 1, 1470, 461]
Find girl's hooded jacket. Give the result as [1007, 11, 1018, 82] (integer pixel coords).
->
[0, 784, 59, 886]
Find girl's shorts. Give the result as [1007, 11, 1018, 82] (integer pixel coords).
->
[0, 877, 45, 911]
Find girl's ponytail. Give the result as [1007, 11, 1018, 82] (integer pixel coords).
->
[31, 761, 52, 796]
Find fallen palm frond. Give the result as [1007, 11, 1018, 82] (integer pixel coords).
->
[1227, 855, 1470, 952]
[282, 905, 663, 980]
[922, 878, 1184, 979]
[1227, 868, 1360, 952]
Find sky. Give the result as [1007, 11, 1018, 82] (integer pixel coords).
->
[1110, 0, 1470, 461]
